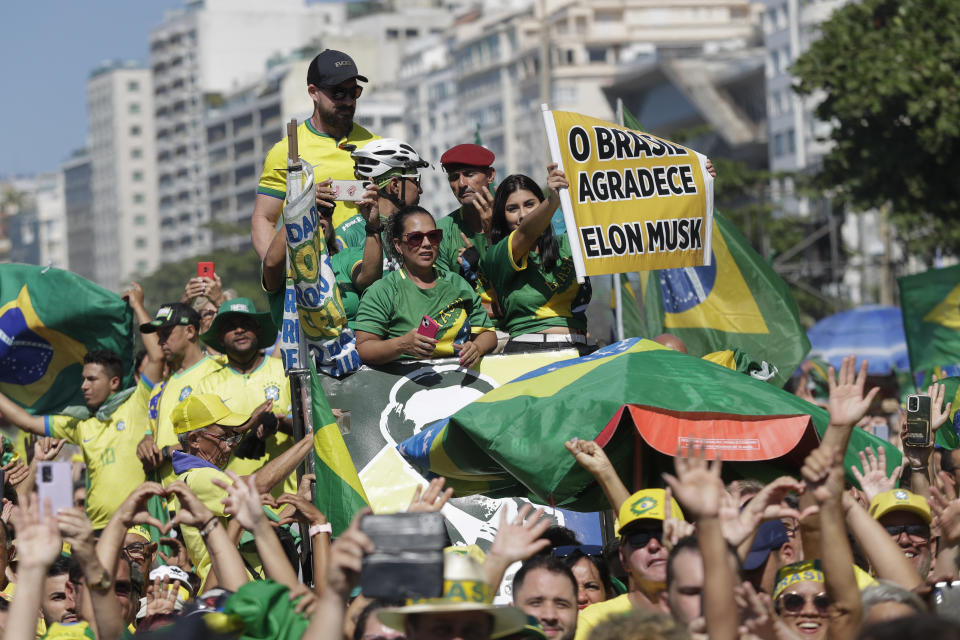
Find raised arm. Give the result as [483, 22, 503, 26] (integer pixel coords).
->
[7, 495, 63, 640]
[564, 438, 631, 512]
[802, 446, 861, 640]
[0, 392, 46, 435]
[250, 432, 314, 495]
[663, 444, 738, 640]
[252, 194, 284, 260]
[843, 494, 922, 590]
[483, 504, 551, 593]
[124, 282, 164, 383]
[509, 164, 567, 262]
[353, 184, 383, 290]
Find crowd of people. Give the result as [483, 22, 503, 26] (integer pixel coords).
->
[1, 48, 959, 640]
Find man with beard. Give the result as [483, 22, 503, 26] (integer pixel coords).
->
[512, 555, 579, 640]
[251, 49, 380, 258]
[194, 299, 299, 500]
[868, 489, 935, 580]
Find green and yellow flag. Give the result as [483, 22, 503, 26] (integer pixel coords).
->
[625, 211, 809, 387]
[0, 265, 133, 414]
[898, 264, 960, 375]
[309, 359, 368, 535]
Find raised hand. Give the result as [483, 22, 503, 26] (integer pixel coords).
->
[801, 446, 844, 506]
[315, 178, 337, 213]
[166, 481, 215, 528]
[564, 438, 614, 477]
[722, 477, 812, 548]
[850, 446, 902, 505]
[123, 282, 146, 309]
[213, 471, 262, 531]
[357, 183, 380, 226]
[157, 537, 192, 573]
[275, 493, 327, 527]
[407, 477, 454, 514]
[487, 503, 551, 567]
[927, 382, 953, 434]
[930, 472, 960, 548]
[56, 507, 97, 561]
[137, 434, 163, 472]
[545, 163, 568, 192]
[3, 459, 30, 489]
[326, 508, 374, 598]
[111, 482, 169, 532]
[662, 441, 724, 521]
[11, 494, 62, 571]
[827, 355, 879, 428]
[145, 575, 180, 617]
[662, 485, 695, 550]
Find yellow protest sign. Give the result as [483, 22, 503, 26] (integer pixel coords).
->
[542, 109, 714, 277]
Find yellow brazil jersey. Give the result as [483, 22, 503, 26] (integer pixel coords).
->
[149, 356, 225, 451]
[573, 594, 634, 640]
[41, 621, 96, 640]
[195, 357, 299, 501]
[43, 380, 153, 530]
[256, 119, 379, 228]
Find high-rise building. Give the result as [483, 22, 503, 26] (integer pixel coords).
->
[150, 0, 347, 262]
[85, 61, 159, 291]
[63, 151, 94, 279]
[34, 172, 69, 271]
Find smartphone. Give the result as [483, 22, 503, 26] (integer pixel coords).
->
[933, 580, 960, 622]
[360, 512, 446, 600]
[904, 394, 931, 447]
[872, 423, 890, 442]
[418, 315, 440, 339]
[330, 179, 368, 202]
[197, 261, 215, 279]
[36, 462, 73, 516]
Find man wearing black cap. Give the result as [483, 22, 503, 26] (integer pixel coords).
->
[251, 49, 380, 258]
[136, 302, 226, 477]
[436, 143, 498, 313]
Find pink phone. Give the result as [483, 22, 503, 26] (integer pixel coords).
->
[417, 315, 440, 339]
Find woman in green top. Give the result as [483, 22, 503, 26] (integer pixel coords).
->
[354, 206, 496, 367]
[481, 163, 593, 355]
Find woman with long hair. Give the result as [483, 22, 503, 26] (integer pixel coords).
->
[480, 163, 592, 355]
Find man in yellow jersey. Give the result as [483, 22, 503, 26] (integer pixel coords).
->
[251, 49, 379, 258]
[194, 298, 297, 499]
[0, 287, 163, 529]
[136, 302, 224, 476]
[169, 394, 313, 584]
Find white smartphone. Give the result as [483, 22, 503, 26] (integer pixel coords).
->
[330, 179, 369, 202]
[36, 462, 73, 516]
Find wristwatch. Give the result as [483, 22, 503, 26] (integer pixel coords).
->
[87, 568, 113, 592]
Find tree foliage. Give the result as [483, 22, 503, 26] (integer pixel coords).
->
[793, 0, 960, 259]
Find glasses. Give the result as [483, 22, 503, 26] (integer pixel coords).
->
[201, 430, 242, 447]
[553, 545, 603, 558]
[624, 529, 663, 549]
[402, 229, 443, 249]
[321, 84, 363, 101]
[777, 592, 831, 615]
[883, 524, 931, 540]
[122, 542, 147, 559]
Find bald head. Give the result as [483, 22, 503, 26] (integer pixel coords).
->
[653, 334, 688, 354]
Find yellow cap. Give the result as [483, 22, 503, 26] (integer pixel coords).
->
[126, 526, 151, 542]
[868, 489, 931, 524]
[774, 559, 877, 600]
[617, 489, 684, 534]
[171, 394, 249, 436]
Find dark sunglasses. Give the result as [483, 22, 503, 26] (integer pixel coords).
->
[624, 529, 663, 549]
[777, 592, 831, 615]
[403, 229, 443, 249]
[883, 524, 931, 539]
[321, 84, 363, 101]
[553, 545, 604, 558]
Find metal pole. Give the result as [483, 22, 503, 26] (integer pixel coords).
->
[613, 100, 626, 341]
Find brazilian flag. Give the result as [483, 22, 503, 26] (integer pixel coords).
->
[624, 212, 809, 387]
[0, 265, 133, 414]
[898, 263, 960, 375]
[309, 359, 368, 535]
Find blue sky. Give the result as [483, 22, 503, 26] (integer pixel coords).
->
[0, 1, 183, 177]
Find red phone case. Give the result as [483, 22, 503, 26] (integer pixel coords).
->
[417, 315, 440, 339]
[197, 262, 215, 279]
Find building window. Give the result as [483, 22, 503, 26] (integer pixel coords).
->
[129, 103, 141, 114]
[133, 194, 145, 205]
[132, 171, 144, 182]
[130, 125, 142, 136]
[386, 28, 399, 39]
[773, 132, 784, 157]
[786, 128, 796, 154]
[128, 80, 140, 92]
[134, 214, 146, 225]
[131, 148, 142, 159]
[136, 260, 148, 273]
[135, 237, 147, 248]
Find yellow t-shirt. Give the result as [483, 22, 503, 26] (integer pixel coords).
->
[574, 593, 635, 640]
[149, 356, 225, 450]
[43, 380, 153, 529]
[256, 120, 379, 228]
[195, 357, 298, 501]
[41, 622, 95, 640]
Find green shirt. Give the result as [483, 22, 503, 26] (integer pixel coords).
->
[480, 230, 591, 335]
[353, 268, 493, 359]
[436, 208, 497, 308]
[334, 213, 367, 250]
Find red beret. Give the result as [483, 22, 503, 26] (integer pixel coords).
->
[440, 144, 495, 169]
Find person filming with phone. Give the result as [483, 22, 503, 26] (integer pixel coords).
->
[353, 205, 496, 367]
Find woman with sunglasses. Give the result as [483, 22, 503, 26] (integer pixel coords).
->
[354, 206, 496, 366]
[480, 164, 593, 355]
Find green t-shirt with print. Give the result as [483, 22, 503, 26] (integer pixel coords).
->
[334, 213, 367, 250]
[480, 230, 591, 335]
[436, 208, 496, 308]
[353, 268, 493, 358]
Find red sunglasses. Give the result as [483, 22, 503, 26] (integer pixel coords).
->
[403, 229, 443, 249]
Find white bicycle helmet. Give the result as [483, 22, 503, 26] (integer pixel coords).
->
[351, 138, 428, 180]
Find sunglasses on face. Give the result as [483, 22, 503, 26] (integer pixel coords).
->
[403, 229, 443, 249]
[321, 84, 363, 101]
[553, 545, 604, 558]
[883, 524, 931, 539]
[777, 592, 831, 615]
[624, 529, 663, 549]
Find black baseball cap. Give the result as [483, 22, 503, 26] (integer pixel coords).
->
[307, 49, 368, 87]
[140, 302, 200, 333]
